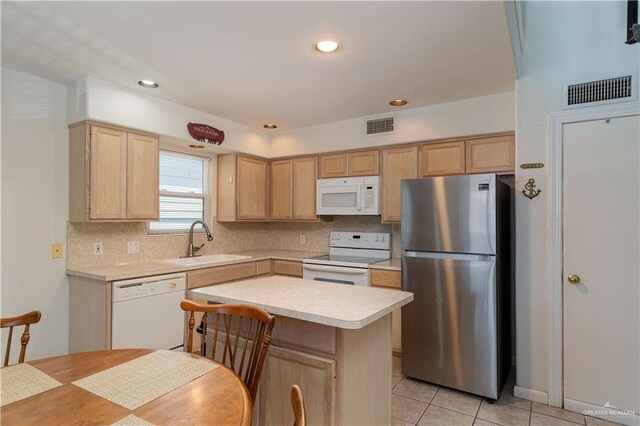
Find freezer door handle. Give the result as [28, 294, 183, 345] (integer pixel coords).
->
[403, 251, 495, 262]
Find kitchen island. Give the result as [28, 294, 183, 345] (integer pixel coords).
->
[190, 276, 413, 426]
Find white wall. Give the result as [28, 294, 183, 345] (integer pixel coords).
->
[269, 92, 515, 157]
[1, 68, 70, 360]
[513, 1, 639, 396]
[68, 77, 272, 158]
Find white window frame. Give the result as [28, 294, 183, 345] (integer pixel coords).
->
[148, 149, 213, 235]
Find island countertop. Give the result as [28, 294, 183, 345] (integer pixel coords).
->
[190, 276, 413, 330]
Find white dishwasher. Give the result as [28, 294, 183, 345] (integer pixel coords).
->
[111, 273, 186, 350]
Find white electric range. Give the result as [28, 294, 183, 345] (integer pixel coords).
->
[302, 231, 390, 286]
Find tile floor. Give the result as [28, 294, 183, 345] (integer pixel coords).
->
[391, 356, 620, 426]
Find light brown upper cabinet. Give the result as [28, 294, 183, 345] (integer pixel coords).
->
[69, 122, 159, 222]
[419, 141, 466, 177]
[217, 154, 269, 222]
[348, 150, 379, 176]
[126, 132, 159, 219]
[292, 156, 318, 220]
[381, 146, 418, 222]
[270, 159, 293, 220]
[269, 156, 318, 221]
[465, 134, 515, 174]
[319, 153, 348, 178]
[319, 150, 380, 178]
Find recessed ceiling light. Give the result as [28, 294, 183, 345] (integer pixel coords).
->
[263, 124, 278, 129]
[189, 144, 205, 149]
[137, 80, 159, 88]
[389, 99, 408, 106]
[313, 40, 341, 53]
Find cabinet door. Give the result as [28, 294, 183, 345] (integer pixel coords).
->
[126, 132, 159, 219]
[381, 146, 417, 222]
[348, 150, 379, 176]
[89, 125, 127, 219]
[259, 346, 336, 426]
[237, 156, 269, 220]
[292, 156, 318, 220]
[319, 153, 348, 178]
[270, 159, 293, 220]
[370, 269, 402, 354]
[419, 141, 466, 176]
[272, 260, 302, 277]
[465, 135, 515, 174]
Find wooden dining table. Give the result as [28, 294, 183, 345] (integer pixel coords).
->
[0, 348, 252, 425]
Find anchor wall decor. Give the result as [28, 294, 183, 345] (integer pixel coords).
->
[522, 178, 541, 200]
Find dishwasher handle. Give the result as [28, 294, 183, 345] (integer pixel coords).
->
[113, 275, 186, 303]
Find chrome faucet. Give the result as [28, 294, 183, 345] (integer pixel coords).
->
[186, 220, 213, 257]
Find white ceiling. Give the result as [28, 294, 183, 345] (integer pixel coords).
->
[2, 1, 516, 131]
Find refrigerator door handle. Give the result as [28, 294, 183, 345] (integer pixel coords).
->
[403, 251, 495, 262]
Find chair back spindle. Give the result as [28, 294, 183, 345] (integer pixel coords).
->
[291, 384, 307, 426]
[1, 310, 42, 367]
[181, 300, 274, 401]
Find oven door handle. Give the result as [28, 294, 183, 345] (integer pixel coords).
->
[302, 264, 369, 275]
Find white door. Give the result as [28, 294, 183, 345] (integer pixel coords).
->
[563, 115, 639, 415]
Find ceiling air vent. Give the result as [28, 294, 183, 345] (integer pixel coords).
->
[564, 75, 636, 109]
[366, 116, 395, 135]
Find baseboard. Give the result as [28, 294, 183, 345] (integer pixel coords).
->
[564, 398, 640, 426]
[514, 385, 548, 404]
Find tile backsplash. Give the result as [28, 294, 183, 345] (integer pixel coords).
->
[67, 217, 401, 268]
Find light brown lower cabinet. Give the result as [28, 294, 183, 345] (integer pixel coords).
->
[251, 313, 392, 425]
[187, 262, 257, 289]
[259, 346, 336, 426]
[370, 269, 402, 354]
[70, 259, 271, 353]
[272, 260, 303, 277]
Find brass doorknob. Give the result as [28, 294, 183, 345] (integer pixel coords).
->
[567, 274, 581, 285]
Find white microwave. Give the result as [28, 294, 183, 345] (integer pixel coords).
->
[316, 176, 380, 215]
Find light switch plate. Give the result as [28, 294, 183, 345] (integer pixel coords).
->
[300, 235, 306, 245]
[94, 242, 103, 256]
[52, 243, 63, 259]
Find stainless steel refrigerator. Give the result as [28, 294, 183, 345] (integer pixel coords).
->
[401, 173, 511, 400]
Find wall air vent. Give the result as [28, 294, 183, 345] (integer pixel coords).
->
[366, 116, 395, 135]
[564, 75, 636, 109]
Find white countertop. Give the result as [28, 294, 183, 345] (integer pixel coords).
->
[66, 249, 324, 282]
[371, 258, 401, 271]
[191, 276, 413, 329]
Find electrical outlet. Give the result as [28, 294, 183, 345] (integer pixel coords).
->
[300, 235, 306, 245]
[52, 243, 63, 259]
[93, 242, 103, 256]
[127, 241, 140, 254]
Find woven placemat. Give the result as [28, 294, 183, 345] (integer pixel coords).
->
[111, 414, 155, 426]
[72, 350, 218, 410]
[1, 363, 62, 407]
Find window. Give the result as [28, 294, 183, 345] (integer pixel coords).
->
[149, 151, 209, 232]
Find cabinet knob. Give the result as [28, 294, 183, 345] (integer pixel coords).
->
[567, 274, 581, 285]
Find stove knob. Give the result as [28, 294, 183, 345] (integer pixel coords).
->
[381, 236, 387, 242]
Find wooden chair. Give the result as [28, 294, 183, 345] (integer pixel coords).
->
[291, 384, 307, 426]
[1, 310, 42, 367]
[181, 300, 275, 401]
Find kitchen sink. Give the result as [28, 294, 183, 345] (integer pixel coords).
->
[160, 254, 251, 267]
